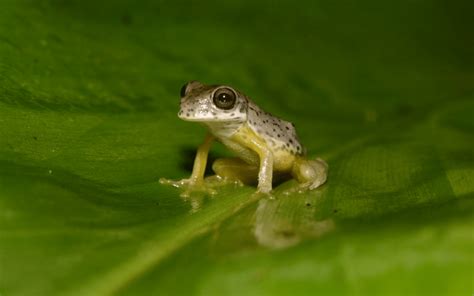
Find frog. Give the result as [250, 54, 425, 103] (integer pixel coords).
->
[160, 81, 328, 196]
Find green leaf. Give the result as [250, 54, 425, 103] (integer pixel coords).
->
[0, 1, 473, 295]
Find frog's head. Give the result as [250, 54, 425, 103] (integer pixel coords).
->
[178, 81, 248, 122]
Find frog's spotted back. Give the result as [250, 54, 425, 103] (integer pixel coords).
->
[246, 101, 305, 156]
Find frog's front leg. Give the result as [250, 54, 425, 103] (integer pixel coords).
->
[232, 127, 274, 194]
[160, 134, 216, 197]
[187, 133, 214, 185]
[256, 147, 273, 194]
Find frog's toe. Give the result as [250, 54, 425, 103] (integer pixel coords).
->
[282, 182, 311, 196]
[283, 178, 328, 195]
[159, 177, 176, 187]
[160, 177, 222, 197]
[159, 177, 187, 188]
[309, 179, 325, 190]
[180, 185, 217, 198]
[282, 186, 300, 196]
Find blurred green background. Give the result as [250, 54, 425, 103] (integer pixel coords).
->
[0, 0, 473, 295]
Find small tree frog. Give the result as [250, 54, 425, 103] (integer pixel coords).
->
[160, 81, 328, 196]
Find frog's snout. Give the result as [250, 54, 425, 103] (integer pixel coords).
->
[178, 103, 198, 121]
[178, 108, 188, 119]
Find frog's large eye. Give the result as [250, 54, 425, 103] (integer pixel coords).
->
[213, 87, 236, 110]
[180, 82, 189, 98]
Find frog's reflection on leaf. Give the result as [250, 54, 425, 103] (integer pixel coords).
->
[181, 192, 206, 214]
[173, 175, 334, 249]
[254, 190, 335, 249]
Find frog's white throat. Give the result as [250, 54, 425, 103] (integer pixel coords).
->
[204, 121, 245, 139]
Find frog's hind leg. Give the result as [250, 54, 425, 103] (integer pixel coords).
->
[211, 158, 259, 186]
[291, 157, 328, 192]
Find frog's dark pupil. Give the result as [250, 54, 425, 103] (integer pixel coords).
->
[213, 88, 236, 110]
[180, 83, 188, 97]
[218, 93, 231, 103]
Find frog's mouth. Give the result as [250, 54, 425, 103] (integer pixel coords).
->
[178, 104, 247, 122]
[177, 109, 206, 121]
[178, 109, 192, 120]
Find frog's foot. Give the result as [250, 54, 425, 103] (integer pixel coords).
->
[286, 157, 328, 195]
[282, 177, 328, 196]
[159, 177, 217, 198]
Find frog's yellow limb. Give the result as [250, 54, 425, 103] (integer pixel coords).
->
[231, 126, 274, 193]
[212, 158, 258, 185]
[291, 157, 328, 190]
[159, 134, 216, 197]
[189, 133, 214, 184]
